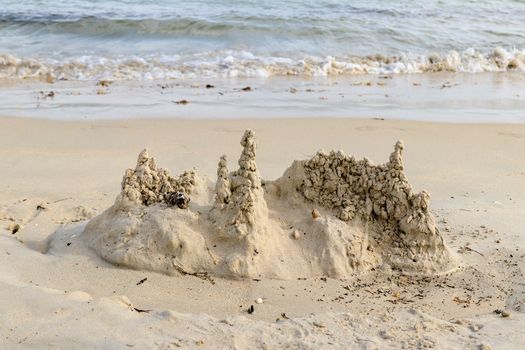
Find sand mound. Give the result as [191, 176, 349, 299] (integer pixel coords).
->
[83, 130, 454, 279]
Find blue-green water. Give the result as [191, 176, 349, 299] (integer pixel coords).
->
[1, 0, 525, 80]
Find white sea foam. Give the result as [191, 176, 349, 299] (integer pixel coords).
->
[1, 48, 524, 81]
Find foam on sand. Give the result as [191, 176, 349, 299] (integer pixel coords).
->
[83, 130, 454, 279]
[1, 48, 524, 81]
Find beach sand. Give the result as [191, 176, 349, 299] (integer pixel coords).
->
[1, 116, 524, 349]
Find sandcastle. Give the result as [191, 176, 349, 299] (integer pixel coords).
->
[83, 130, 454, 279]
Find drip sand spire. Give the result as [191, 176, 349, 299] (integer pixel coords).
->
[211, 129, 269, 240]
[236, 129, 260, 188]
[214, 155, 231, 207]
[118, 148, 195, 206]
[388, 140, 404, 170]
[229, 129, 264, 226]
[298, 140, 426, 226]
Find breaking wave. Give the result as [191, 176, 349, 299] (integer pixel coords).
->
[1, 47, 524, 81]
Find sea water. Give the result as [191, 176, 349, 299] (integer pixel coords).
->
[1, 0, 525, 81]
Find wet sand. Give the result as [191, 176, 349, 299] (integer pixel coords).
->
[1, 72, 525, 122]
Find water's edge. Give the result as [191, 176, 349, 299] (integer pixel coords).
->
[1, 73, 524, 123]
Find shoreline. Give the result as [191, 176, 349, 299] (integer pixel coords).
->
[3, 113, 525, 123]
[1, 72, 524, 123]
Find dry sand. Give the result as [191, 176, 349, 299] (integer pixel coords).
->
[1, 116, 524, 349]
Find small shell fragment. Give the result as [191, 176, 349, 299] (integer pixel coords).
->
[501, 310, 511, 318]
[255, 298, 263, 304]
[292, 230, 301, 240]
[311, 209, 321, 219]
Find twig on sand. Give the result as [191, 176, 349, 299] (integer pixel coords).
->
[464, 246, 485, 257]
[133, 307, 151, 313]
[53, 197, 72, 203]
[172, 262, 215, 285]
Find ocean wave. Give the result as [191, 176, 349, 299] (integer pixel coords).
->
[0, 15, 342, 38]
[1, 48, 524, 81]
[1, 17, 241, 37]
